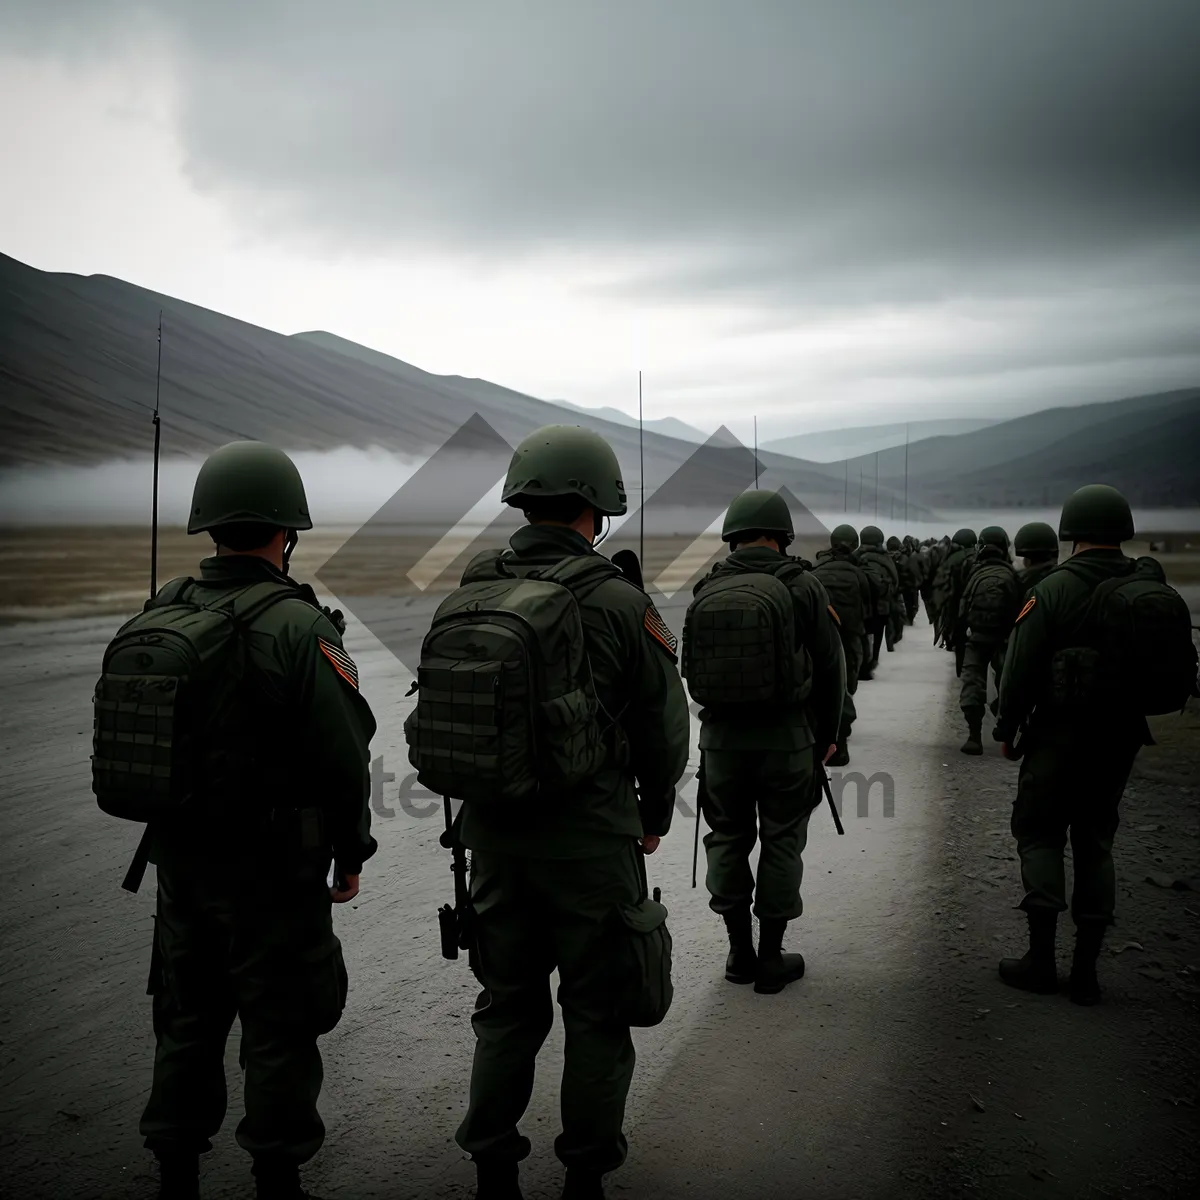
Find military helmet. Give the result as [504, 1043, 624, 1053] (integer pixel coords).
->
[830, 523, 859, 550]
[501, 425, 627, 516]
[188, 441, 312, 534]
[886, 535, 901, 551]
[978, 525, 1009, 549]
[1014, 521, 1059, 556]
[721, 489, 794, 544]
[952, 527, 977, 548]
[860, 525, 884, 546]
[1058, 483, 1134, 544]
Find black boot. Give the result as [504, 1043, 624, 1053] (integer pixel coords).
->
[960, 708, 984, 756]
[722, 907, 757, 984]
[156, 1153, 199, 1200]
[1069, 920, 1106, 1006]
[828, 739, 850, 767]
[561, 1169, 605, 1199]
[754, 917, 805, 994]
[998, 909, 1059, 994]
[475, 1159, 524, 1200]
[253, 1158, 325, 1200]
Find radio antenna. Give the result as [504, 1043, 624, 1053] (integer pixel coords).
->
[150, 310, 163, 598]
[638, 370, 645, 564]
[753, 416, 759, 488]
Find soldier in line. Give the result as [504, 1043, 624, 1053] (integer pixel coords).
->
[995, 485, 1198, 1005]
[406, 425, 690, 1200]
[955, 526, 1021, 755]
[812, 524, 875, 763]
[932, 528, 977, 649]
[1013, 521, 1061, 592]
[857, 525, 901, 666]
[93, 443, 376, 1200]
[898, 536, 922, 625]
[683, 491, 845, 995]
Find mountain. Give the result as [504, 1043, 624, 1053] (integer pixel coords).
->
[835, 390, 1200, 508]
[552, 399, 708, 443]
[762, 417, 999, 462]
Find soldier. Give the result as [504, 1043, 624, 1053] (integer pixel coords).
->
[899, 536, 922, 624]
[857, 525, 900, 664]
[1014, 521, 1060, 591]
[407, 426, 690, 1200]
[995, 485, 1198, 1004]
[92, 442, 376, 1200]
[683, 491, 845, 995]
[932, 528, 977, 648]
[812, 524, 875, 763]
[955, 526, 1021, 755]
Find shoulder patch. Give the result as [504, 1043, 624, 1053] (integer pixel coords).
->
[1015, 595, 1037, 624]
[318, 636, 360, 689]
[644, 604, 679, 658]
[827, 603, 841, 626]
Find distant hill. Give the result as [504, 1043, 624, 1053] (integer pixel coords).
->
[763, 417, 999, 462]
[551, 399, 708, 444]
[837, 390, 1200, 508]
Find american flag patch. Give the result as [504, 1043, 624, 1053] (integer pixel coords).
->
[1015, 595, 1037, 624]
[644, 604, 678, 658]
[318, 637, 360, 689]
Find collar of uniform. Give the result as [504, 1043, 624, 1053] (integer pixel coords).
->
[508, 523, 595, 560]
[726, 546, 787, 568]
[1069, 548, 1129, 561]
[198, 554, 294, 586]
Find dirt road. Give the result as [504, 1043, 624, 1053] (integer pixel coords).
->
[1, 595, 1197, 1199]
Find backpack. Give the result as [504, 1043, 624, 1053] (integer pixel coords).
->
[92, 579, 297, 824]
[857, 548, 896, 613]
[962, 561, 1021, 639]
[404, 552, 623, 806]
[681, 564, 810, 707]
[811, 555, 866, 636]
[1052, 557, 1198, 716]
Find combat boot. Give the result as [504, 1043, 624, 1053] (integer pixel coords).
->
[960, 708, 984, 756]
[754, 917, 805, 994]
[474, 1159, 524, 1200]
[252, 1157, 327, 1200]
[561, 1169, 605, 1199]
[828, 740, 850, 766]
[155, 1152, 199, 1200]
[1068, 919, 1106, 1006]
[722, 906, 757, 984]
[998, 909, 1059, 994]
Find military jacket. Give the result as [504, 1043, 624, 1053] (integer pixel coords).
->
[694, 547, 845, 752]
[812, 546, 875, 637]
[457, 525, 691, 857]
[1017, 560, 1059, 593]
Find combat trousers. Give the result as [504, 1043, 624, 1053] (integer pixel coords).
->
[1010, 720, 1143, 923]
[839, 635, 863, 741]
[903, 588, 919, 624]
[959, 639, 1005, 714]
[456, 842, 644, 1176]
[700, 748, 818, 921]
[140, 855, 346, 1165]
[867, 616, 886, 664]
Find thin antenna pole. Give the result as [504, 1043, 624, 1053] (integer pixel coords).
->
[874, 450, 879, 520]
[638, 371, 644, 564]
[858, 463, 863, 512]
[753, 416, 759, 488]
[904, 423, 909, 530]
[844, 459, 848, 512]
[150, 310, 163, 598]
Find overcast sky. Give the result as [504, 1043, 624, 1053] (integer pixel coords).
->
[2, 0, 1198, 441]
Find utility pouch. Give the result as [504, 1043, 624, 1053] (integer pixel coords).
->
[611, 893, 674, 1028]
[1049, 646, 1102, 708]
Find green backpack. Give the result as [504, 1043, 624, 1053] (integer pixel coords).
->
[962, 561, 1021, 638]
[810, 554, 866, 636]
[92, 579, 296, 824]
[681, 563, 810, 707]
[404, 552, 623, 806]
[1051, 557, 1199, 716]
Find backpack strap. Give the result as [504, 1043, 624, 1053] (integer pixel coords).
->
[529, 553, 624, 604]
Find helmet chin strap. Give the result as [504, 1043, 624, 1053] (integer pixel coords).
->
[592, 512, 611, 548]
[282, 529, 299, 574]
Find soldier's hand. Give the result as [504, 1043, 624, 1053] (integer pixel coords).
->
[639, 835, 661, 855]
[822, 743, 837, 764]
[331, 873, 360, 902]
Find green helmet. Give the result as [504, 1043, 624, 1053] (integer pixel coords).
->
[978, 525, 1009, 549]
[721, 489, 794, 544]
[830, 523, 859, 550]
[501, 425, 627, 516]
[1058, 483, 1134, 543]
[952, 527, 977, 548]
[188, 441, 312, 534]
[1014, 521, 1059, 557]
[860, 525, 884, 546]
[886, 535, 901, 551]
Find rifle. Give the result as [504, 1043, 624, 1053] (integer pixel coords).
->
[819, 762, 846, 835]
[691, 776, 702, 888]
[437, 796, 473, 961]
